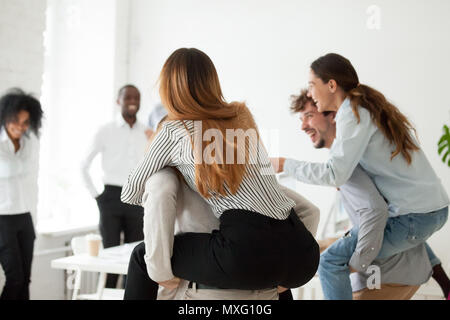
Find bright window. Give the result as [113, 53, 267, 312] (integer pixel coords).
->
[38, 0, 116, 230]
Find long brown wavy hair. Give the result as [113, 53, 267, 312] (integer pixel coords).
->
[158, 48, 258, 198]
[311, 53, 419, 164]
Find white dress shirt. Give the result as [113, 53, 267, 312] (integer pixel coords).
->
[80, 116, 149, 198]
[0, 127, 39, 215]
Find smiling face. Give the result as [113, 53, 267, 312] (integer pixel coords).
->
[118, 86, 141, 117]
[307, 69, 337, 112]
[5, 110, 30, 141]
[299, 101, 336, 149]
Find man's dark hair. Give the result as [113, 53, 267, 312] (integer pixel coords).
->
[117, 84, 139, 98]
[0, 88, 44, 136]
[290, 88, 332, 116]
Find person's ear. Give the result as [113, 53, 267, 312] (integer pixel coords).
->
[328, 79, 338, 93]
[326, 111, 337, 124]
[331, 114, 336, 125]
[330, 111, 336, 121]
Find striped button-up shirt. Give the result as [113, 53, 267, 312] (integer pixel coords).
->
[121, 119, 295, 220]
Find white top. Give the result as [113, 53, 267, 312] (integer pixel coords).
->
[284, 98, 449, 217]
[121, 120, 296, 219]
[80, 116, 149, 198]
[0, 127, 39, 215]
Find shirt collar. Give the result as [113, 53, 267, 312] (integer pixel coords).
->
[335, 97, 351, 122]
[115, 114, 142, 130]
[115, 115, 128, 128]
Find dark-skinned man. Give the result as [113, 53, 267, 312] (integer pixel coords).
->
[81, 84, 147, 288]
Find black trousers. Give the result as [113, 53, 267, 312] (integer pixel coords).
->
[96, 185, 144, 288]
[124, 208, 320, 300]
[0, 213, 35, 300]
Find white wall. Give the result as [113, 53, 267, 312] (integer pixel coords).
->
[32, 0, 128, 299]
[127, 0, 450, 268]
[0, 0, 46, 96]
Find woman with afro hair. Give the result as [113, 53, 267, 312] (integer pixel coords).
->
[0, 88, 43, 300]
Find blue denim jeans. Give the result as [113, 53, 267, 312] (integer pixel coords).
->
[318, 206, 448, 300]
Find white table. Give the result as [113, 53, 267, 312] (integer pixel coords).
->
[51, 241, 140, 299]
[51, 241, 139, 274]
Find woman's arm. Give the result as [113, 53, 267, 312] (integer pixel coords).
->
[28, 134, 40, 221]
[80, 129, 103, 198]
[121, 122, 180, 206]
[0, 133, 40, 179]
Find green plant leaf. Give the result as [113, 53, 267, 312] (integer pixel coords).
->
[438, 125, 450, 167]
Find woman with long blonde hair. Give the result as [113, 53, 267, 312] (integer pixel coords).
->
[121, 48, 320, 299]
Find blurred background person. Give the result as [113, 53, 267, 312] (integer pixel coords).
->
[80, 84, 147, 288]
[0, 88, 43, 300]
[145, 103, 167, 140]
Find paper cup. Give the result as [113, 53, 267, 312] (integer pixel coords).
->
[86, 234, 102, 257]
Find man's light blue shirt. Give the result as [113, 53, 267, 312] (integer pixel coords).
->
[148, 103, 168, 131]
[284, 98, 449, 217]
